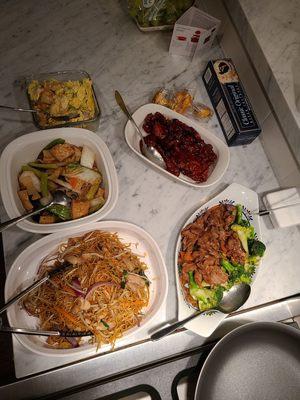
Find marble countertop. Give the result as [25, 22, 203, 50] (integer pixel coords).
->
[225, 0, 300, 164]
[0, 0, 300, 379]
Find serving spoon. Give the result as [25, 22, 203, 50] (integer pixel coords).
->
[0, 190, 71, 232]
[0, 105, 79, 120]
[151, 283, 251, 341]
[114, 90, 166, 169]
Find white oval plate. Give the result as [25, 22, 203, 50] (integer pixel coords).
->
[175, 183, 261, 337]
[0, 128, 118, 233]
[124, 104, 230, 188]
[5, 221, 168, 357]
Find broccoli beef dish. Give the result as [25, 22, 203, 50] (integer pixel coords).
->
[178, 203, 266, 311]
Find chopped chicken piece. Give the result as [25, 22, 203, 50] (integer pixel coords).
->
[50, 143, 75, 161]
[18, 190, 33, 211]
[71, 200, 90, 219]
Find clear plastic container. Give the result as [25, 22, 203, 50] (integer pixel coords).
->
[24, 70, 101, 132]
[0, 127, 118, 234]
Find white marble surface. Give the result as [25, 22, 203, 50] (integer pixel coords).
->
[225, 0, 300, 164]
[0, 0, 300, 378]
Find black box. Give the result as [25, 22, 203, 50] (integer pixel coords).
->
[202, 59, 261, 146]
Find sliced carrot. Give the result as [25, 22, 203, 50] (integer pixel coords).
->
[52, 306, 84, 328]
[68, 177, 79, 189]
[183, 252, 193, 262]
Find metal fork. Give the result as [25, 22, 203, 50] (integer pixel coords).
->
[0, 105, 79, 120]
[0, 318, 92, 337]
[0, 262, 72, 314]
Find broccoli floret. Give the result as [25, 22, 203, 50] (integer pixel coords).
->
[221, 259, 243, 278]
[221, 259, 235, 274]
[235, 205, 250, 227]
[244, 263, 256, 274]
[249, 240, 266, 257]
[231, 224, 255, 253]
[247, 255, 261, 265]
[238, 274, 252, 284]
[188, 271, 223, 311]
[235, 204, 243, 224]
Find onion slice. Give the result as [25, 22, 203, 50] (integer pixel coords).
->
[65, 337, 79, 348]
[68, 278, 85, 297]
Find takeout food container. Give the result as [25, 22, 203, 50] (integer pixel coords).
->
[25, 70, 101, 132]
[124, 104, 230, 188]
[0, 128, 118, 234]
[5, 221, 168, 357]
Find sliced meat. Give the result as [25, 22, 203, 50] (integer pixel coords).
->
[225, 232, 247, 265]
[179, 204, 244, 305]
[50, 143, 75, 162]
[201, 264, 228, 286]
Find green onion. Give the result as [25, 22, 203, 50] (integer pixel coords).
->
[100, 319, 109, 329]
[43, 138, 65, 150]
[48, 204, 71, 221]
[40, 173, 49, 197]
[28, 162, 59, 169]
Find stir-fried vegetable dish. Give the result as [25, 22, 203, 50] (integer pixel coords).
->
[178, 203, 266, 311]
[28, 78, 96, 127]
[22, 230, 150, 349]
[17, 138, 105, 223]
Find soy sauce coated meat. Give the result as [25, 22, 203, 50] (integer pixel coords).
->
[142, 112, 217, 182]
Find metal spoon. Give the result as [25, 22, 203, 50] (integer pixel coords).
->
[0, 105, 79, 120]
[0, 190, 71, 232]
[114, 90, 165, 169]
[151, 283, 251, 341]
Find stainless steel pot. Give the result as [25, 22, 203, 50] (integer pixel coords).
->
[194, 322, 300, 400]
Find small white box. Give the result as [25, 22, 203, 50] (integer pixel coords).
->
[169, 6, 220, 59]
[263, 187, 300, 228]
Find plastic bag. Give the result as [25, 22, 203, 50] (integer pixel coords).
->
[152, 88, 213, 121]
[127, 0, 194, 29]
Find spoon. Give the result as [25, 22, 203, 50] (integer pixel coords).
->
[114, 90, 166, 169]
[151, 283, 251, 341]
[0, 105, 79, 120]
[0, 191, 71, 232]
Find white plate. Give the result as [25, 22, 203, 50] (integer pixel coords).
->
[5, 221, 168, 357]
[124, 104, 230, 188]
[174, 183, 261, 337]
[0, 128, 118, 233]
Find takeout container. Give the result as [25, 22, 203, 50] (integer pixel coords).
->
[124, 104, 230, 188]
[0, 128, 118, 234]
[25, 70, 101, 132]
[5, 221, 168, 357]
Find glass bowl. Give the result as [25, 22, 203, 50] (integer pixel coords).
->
[25, 70, 101, 132]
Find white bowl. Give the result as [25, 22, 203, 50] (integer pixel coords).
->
[124, 104, 230, 188]
[5, 221, 168, 357]
[174, 183, 261, 337]
[0, 128, 118, 234]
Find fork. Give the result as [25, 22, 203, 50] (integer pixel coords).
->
[0, 320, 92, 338]
[0, 105, 79, 120]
